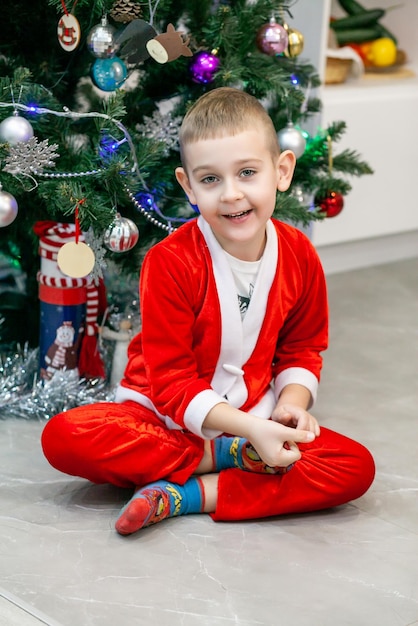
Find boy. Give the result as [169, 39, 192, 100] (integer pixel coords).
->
[41, 88, 375, 535]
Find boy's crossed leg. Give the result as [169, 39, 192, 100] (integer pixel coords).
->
[115, 435, 291, 535]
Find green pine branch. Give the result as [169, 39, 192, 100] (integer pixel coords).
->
[0, 0, 374, 348]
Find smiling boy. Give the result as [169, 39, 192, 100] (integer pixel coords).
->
[41, 88, 375, 534]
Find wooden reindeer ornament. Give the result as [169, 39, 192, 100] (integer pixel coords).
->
[146, 23, 193, 64]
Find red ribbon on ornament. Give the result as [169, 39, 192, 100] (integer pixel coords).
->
[60, 0, 79, 16]
[74, 198, 85, 243]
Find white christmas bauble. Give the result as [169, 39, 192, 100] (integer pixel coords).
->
[0, 189, 18, 227]
[0, 114, 34, 145]
[87, 17, 119, 58]
[277, 122, 306, 159]
[103, 215, 139, 253]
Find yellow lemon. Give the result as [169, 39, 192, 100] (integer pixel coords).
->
[369, 37, 397, 67]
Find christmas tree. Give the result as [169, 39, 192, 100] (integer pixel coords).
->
[0, 0, 373, 354]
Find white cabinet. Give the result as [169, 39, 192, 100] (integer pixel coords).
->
[292, 0, 418, 272]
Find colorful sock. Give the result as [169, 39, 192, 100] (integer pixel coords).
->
[115, 477, 205, 535]
[211, 436, 288, 474]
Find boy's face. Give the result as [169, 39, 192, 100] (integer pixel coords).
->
[175, 128, 295, 261]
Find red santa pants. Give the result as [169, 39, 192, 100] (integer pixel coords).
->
[41, 400, 375, 522]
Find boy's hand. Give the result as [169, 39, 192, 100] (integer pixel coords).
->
[272, 403, 320, 437]
[247, 418, 315, 469]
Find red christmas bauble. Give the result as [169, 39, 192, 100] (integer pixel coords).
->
[315, 191, 344, 218]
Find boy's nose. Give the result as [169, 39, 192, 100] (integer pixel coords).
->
[220, 179, 244, 202]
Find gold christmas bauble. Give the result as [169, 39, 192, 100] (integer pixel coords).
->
[283, 23, 304, 58]
[287, 28, 304, 57]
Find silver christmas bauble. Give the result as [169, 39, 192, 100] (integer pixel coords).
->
[87, 17, 119, 58]
[0, 189, 18, 227]
[277, 122, 306, 159]
[103, 214, 139, 253]
[0, 113, 34, 145]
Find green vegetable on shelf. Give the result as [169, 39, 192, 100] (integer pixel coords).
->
[337, 0, 373, 15]
[331, 9, 385, 31]
[333, 27, 384, 46]
[335, 0, 398, 45]
[374, 23, 398, 45]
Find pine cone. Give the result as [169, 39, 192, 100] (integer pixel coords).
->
[110, 0, 143, 23]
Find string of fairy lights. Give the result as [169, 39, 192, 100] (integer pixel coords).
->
[0, 99, 187, 234]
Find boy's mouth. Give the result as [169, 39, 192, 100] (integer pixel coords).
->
[224, 209, 252, 219]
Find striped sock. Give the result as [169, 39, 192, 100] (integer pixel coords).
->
[212, 436, 289, 474]
[115, 477, 205, 535]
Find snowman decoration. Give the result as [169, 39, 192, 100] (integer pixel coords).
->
[42, 321, 82, 380]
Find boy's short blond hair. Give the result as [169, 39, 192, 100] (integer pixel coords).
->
[179, 87, 280, 161]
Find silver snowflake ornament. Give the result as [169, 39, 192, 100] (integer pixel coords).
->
[84, 228, 107, 283]
[136, 110, 181, 156]
[3, 136, 60, 176]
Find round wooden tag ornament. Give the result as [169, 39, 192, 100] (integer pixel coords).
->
[57, 241, 95, 278]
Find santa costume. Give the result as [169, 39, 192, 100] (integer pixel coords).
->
[42, 217, 375, 521]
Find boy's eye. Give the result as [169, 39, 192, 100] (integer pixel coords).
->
[240, 168, 255, 178]
[201, 175, 218, 184]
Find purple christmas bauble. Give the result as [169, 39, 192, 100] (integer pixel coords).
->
[189, 51, 220, 84]
[256, 18, 288, 56]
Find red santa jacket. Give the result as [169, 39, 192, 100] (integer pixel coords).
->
[116, 217, 328, 439]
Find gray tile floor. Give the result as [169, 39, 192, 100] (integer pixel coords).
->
[0, 258, 417, 626]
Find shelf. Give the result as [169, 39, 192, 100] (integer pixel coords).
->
[323, 70, 418, 103]
[293, 0, 418, 267]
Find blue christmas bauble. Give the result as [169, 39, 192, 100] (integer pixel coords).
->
[91, 57, 127, 92]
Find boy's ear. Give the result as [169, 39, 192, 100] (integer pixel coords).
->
[276, 150, 296, 192]
[175, 167, 197, 205]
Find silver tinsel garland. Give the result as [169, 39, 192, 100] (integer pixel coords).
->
[0, 344, 115, 420]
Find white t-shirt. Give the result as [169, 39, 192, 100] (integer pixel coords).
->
[224, 251, 262, 319]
